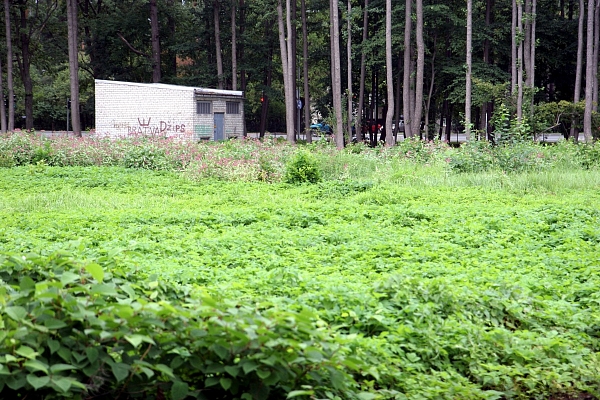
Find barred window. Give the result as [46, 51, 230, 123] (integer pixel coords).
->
[226, 101, 240, 114]
[197, 101, 212, 114]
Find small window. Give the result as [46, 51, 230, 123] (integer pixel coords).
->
[197, 101, 212, 114]
[226, 101, 240, 114]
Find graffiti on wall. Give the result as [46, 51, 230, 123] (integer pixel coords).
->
[108, 117, 186, 135]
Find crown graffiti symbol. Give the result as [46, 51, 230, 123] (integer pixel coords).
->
[138, 117, 152, 127]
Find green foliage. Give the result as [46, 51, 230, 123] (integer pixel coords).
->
[0, 167, 600, 399]
[122, 143, 170, 170]
[284, 151, 322, 184]
[0, 252, 366, 399]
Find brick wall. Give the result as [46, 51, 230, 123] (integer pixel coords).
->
[95, 80, 244, 140]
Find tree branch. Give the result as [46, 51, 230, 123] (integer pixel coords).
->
[117, 32, 150, 58]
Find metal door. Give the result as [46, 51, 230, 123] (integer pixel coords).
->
[214, 113, 225, 141]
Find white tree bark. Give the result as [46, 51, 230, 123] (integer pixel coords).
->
[277, 0, 295, 141]
[4, 0, 14, 131]
[584, 0, 595, 142]
[384, 0, 394, 146]
[67, 0, 81, 136]
[403, 0, 413, 138]
[330, 0, 344, 148]
[465, 0, 472, 139]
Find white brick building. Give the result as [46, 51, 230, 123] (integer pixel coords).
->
[94, 80, 245, 140]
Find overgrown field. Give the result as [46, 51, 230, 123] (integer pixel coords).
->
[1, 160, 599, 399]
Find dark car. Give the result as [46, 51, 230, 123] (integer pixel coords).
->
[310, 121, 332, 134]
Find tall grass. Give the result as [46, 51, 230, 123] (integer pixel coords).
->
[1, 131, 599, 190]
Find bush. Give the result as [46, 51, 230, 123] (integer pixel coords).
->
[0, 252, 367, 400]
[284, 151, 322, 184]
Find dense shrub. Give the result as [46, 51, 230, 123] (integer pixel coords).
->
[284, 151, 322, 184]
[0, 252, 367, 400]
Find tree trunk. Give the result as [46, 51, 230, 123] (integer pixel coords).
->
[5, 0, 14, 131]
[511, 0, 517, 94]
[301, 0, 311, 142]
[411, 0, 424, 137]
[231, 0, 237, 91]
[259, 27, 273, 139]
[150, 0, 161, 83]
[393, 50, 402, 140]
[287, 0, 296, 142]
[583, 0, 595, 142]
[593, 0, 599, 105]
[330, 0, 344, 149]
[0, 57, 5, 133]
[18, 4, 33, 130]
[465, 0, 472, 140]
[516, 0, 524, 122]
[277, 0, 295, 142]
[214, 0, 224, 89]
[424, 38, 435, 140]
[403, 0, 413, 138]
[384, 0, 394, 146]
[67, 0, 81, 136]
[572, 0, 584, 141]
[524, 0, 531, 88]
[347, 0, 353, 142]
[356, 0, 368, 143]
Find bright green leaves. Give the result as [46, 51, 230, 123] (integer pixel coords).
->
[85, 262, 104, 282]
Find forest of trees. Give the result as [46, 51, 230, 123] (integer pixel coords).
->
[0, 0, 599, 145]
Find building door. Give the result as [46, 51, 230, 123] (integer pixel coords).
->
[214, 113, 225, 141]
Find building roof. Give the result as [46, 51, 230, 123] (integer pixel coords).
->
[95, 79, 244, 98]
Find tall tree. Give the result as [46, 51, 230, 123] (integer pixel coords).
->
[583, 0, 595, 142]
[402, 0, 413, 138]
[356, 0, 368, 143]
[0, 57, 5, 133]
[150, 0, 161, 83]
[411, 0, 424, 137]
[277, 0, 295, 142]
[301, 0, 311, 142]
[384, 0, 394, 145]
[516, 0, 524, 122]
[572, 0, 584, 141]
[347, 0, 353, 141]
[214, 0, 224, 89]
[330, 0, 343, 148]
[67, 0, 81, 135]
[465, 0, 472, 139]
[511, 0, 517, 94]
[231, 0, 237, 90]
[4, 0, 14, 131]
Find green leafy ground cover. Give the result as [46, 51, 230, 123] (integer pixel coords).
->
[1, 164, 599, 399]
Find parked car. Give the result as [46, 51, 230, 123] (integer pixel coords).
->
[310, 121, 332, 134]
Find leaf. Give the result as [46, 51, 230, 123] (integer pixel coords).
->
[24, 360, 49, 374]
[50, 364, 76, 373]
[27, 374, 50, 390]
[171, 381, 189, 400]
[85, 262, 104, 282]
[111, 362, 130, 382]
[16, 345, 38, 359]
[51, 377, 73, 393]
[287, 390, 315, 398]
[60, 271, 80, 285]
[224, 365, 239, 377]
[124, 334, 155, 348]
[48, 339, 60, 354]
[155, 363, 174, 378]
[20, 276, 35, 292]
[44, 318, 68, 330]
[220, 377, 232, 390]
[85, 347, 99, 363]
[256, 369, 271, 379]
[5, 306, 28, 321]
[357, 393, 378, 400]
[90, 284, 118, 296]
